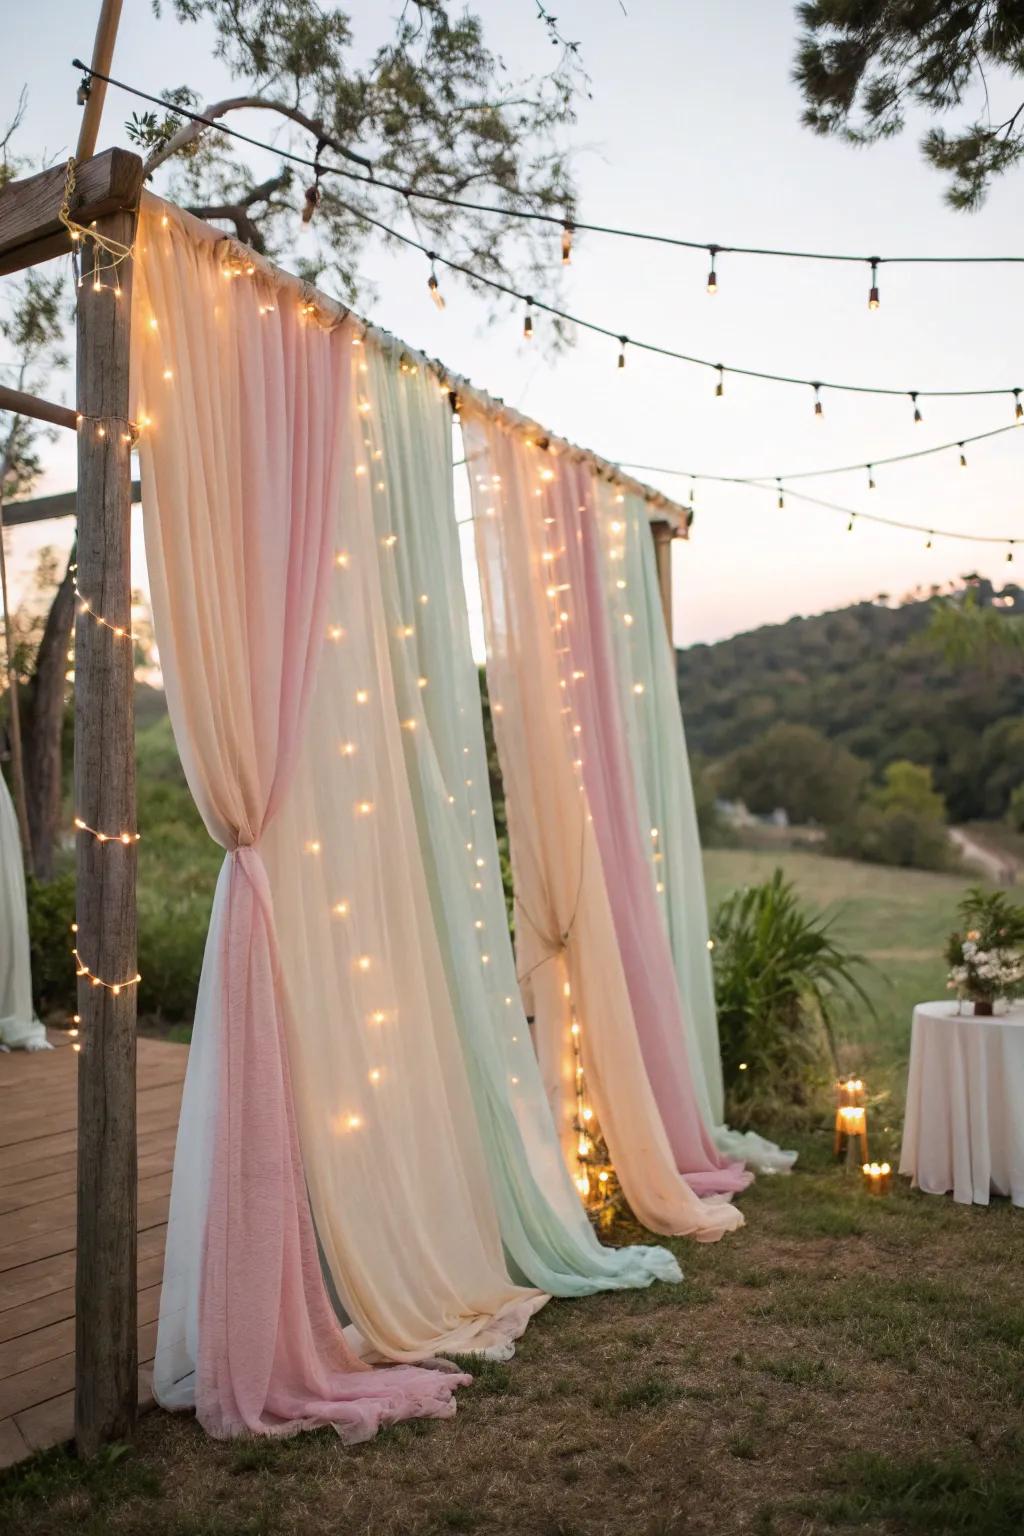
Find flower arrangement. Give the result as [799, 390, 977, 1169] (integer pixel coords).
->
[945, 888, 1024, 1014]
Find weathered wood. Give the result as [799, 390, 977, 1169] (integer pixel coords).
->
[650, 519, 674, 640]
[0, 148, 143, 278]
[76, 0, 126, 164]
[73, 205, 139, 1457]
[0, 493, 33, 863]
[0, 385, 77, 433]
[2, 480, 141, 528]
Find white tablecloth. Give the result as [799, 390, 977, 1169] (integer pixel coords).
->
[900, 1001, 1024, 1207]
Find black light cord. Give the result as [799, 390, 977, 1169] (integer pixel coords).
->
[74, 60, 1024, 271]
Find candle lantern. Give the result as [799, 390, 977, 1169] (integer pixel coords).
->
[834, 1077, 868, 1165]
[861, 1160, 892, 1196]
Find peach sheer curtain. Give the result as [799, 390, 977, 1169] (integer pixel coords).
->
[464, 408, 742, 1242]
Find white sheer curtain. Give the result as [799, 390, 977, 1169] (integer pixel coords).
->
[596, 487, 796, 1174]
[0, 774, 49, 1050]
[465, 407, 742, 1242]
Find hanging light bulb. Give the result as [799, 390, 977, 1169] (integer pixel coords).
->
[1008, 542, 1016, 564]
[847, 514, 856, 533]
[776, 478, 784, 510]
[813, 383, 823, 419]
[427, 256, 445, 310]
[715, 364, 724, 398]
[1015, 389, 1023, 421]
[561, 221, 574, 264]
[706, 245, 719, 295]
[959, 443, 967, 468]
[523, 299, 534, 341]
[868, 257, 880, 310]
[867, 464, 876, 491]
[910, 391, 923, 424]
[925, 532, 933, 549]
[617, 335, 627, 370]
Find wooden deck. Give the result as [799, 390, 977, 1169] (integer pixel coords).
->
[0, 1032, 187, 1469]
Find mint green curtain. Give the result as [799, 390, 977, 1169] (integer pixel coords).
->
[597, 488, 796, 1173]
[362, 347, 681, 1292]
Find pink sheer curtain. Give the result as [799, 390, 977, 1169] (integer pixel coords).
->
[135, 197, 469, 1437]
[548, 461, 749, 1197]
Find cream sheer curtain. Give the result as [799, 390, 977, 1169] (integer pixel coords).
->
[596, 487, 796, 1175]
[357, 345, 679, 1293]
[136, 198, 477, 1437]
[0, 774, 49, 1050]
[260, 339, 546, 1362]
[465, 408, 742, 1242]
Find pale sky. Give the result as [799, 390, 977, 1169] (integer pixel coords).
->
[2, 1, 1022, 647]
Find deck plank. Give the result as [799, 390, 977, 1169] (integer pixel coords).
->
[0, 1037, 187, 1466]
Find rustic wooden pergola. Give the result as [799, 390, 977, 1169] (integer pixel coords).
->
[0, 19, 684, 1460]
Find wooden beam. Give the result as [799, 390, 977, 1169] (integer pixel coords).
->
[0, 149, 143, 279]
[73, 204, 138, 1457]
[76, 0, 127, 164]
[0, 385, 78, 434]
[650, 520, 674, 641]
[2, 481, 141, 528]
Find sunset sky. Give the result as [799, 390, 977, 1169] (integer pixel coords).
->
[2, 1, 1022, 648]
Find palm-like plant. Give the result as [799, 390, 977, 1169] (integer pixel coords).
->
[712, 870, 873, 1123]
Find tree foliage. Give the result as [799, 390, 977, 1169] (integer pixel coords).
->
[716, 721, 868, 827]
[133, 0, 585, 304]
[793, 2, 1024, 209]
[679, 582, 1024, 825]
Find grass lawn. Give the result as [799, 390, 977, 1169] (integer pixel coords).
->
[5, 844, 1022, 1535]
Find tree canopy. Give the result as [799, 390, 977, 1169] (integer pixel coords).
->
[794, 2, 1024, 209]
[131, 0, 585, 305]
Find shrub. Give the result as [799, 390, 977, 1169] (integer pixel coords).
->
[711, 870, 872, 1126]
[25, 871, 77, 1016]
[828, 760, 950, 871]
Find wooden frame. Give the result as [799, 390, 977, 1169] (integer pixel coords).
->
[0, 146, 144, 1455]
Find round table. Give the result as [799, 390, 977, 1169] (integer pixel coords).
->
[900, 1001, 1024, 1207]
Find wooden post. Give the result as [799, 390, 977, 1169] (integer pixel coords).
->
[76, 0, 126, 164]
[650, 519, 674, 641]
[74, 206, 139, 1456]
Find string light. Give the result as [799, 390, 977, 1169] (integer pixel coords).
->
[427, 254, 445, 311]
[617, 335, 627, 370]
[523, 299, 534, 341]
[1016, 390, 1023, 421]
[715, 365, 724, 399]
[813, 383, 823, 419]
[959, 444, 968, 468]
[72, 946, 141, 996]
[620, 420, 1019, 492]
[561, 221, 573, 264]
[776, 478, 784, 510]
[73, 817, 140, 845]
[70, 563, 137, 640]
[706, 245, 718, 295]
[80, 63, 1024, 299]
[868, 258, 880, 310]
[910, 391, 923, 424]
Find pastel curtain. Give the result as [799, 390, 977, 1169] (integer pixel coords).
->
[359, 346, 679, 1293]
[533, 457, 749, 1199]
[596, 487, 796, 1175]
[0, 773, 49, 1051]
[135, 198, 471, 1438]
[258, 343, 546, 1362]
[465, 409, 742, 1242]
